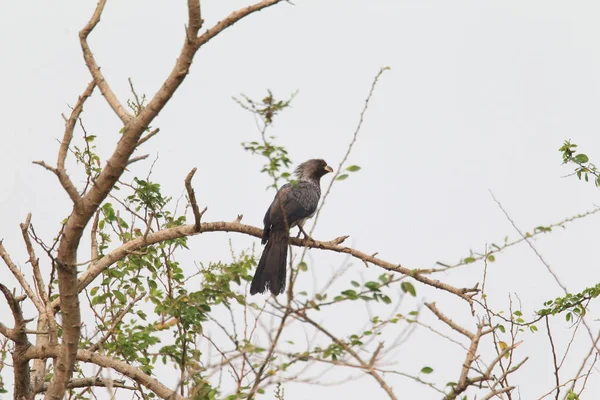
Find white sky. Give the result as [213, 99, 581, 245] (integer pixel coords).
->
[2, 1, 600, 399]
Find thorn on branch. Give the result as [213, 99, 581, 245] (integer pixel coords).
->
[234, 214, 243, 223]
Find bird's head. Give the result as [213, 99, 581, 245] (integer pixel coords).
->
[294, 159, 333, 181]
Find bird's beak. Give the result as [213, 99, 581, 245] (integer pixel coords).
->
[324, 165, 333, 173]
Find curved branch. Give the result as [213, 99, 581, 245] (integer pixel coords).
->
[49, 221, 476, 312]
[196, 0, 287, 48]
[24, 346, 183, 400]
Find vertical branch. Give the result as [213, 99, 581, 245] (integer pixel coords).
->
[545, 316, 560, 400]
[20, 215, 48, 305]
[247, 311, 290, 398]
[0, 284, 32, 399]
[185, 168, 207, 232]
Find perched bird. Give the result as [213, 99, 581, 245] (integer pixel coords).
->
[250, 159, 333, 295]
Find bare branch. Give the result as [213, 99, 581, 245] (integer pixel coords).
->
[310, 66, 389, 232]
[48, 221, 475, 312]
[20, 214, 48, 305]
[490, 191, 567, 292]
[0, 283, 32, 399]
[127, 154, 149, 165]
[91, 210, 100, 262]
[60, 80, 96, 173]
[0, 240, 45, 313]
[545, 316, 560, 400]
[184, 168, 206, 232]
[292, 310, 397, 399]
[196, 0, 287, 48]
[425, 302, 474, 339]
[32, 160, 58, 174]
[37, 377, 136, 393]
[79, 0, 132, 123]
[481, 386, 515, 400]
[137, 128, 160, 147]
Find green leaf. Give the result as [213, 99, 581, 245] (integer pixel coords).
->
[498, 324, 506, 333]
[346, 165, 361, 172]
[400, 281, 416, 297]
[298, 262, 308, 272]
[114, 290, 126, 303]
[336, 174, 349, 181]
[420, 366, 434, 374]
[574, 154, 589, 163]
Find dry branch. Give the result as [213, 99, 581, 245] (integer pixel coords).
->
[0, 241, 44, 313]
[0, 283, 32, 398]
[24, 346, 184, 400]
[184, 168, 206, 232]
[79, 0, 131, 123]
[425, 302, 474, 339]
[48, 221, 475, 313]
[37, 377, 135, 393]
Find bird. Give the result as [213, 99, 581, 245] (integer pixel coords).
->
[250, 159, 333, 295]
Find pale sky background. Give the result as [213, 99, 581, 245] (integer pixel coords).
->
[2, 0, 600, 399]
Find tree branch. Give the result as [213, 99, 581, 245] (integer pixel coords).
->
[87, 292, 145, 352]
[33, 81, 96, 204]
[425, 302, 474, 339]
[25, 346, 184, 400]
[36, 377, 136, 393]
[0, 283, 32, 399]
[49, 221, 476, 312]
[20, 214, 48, 305]
[184, 168, 206, 232]
[196, 0, 287, 48]
[79, 0, 132, 123]
[0, 240, 45, 313]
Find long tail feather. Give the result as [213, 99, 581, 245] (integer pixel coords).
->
[250, 230, 288, 295]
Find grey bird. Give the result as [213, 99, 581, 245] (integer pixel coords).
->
[250, 159, 333, 295]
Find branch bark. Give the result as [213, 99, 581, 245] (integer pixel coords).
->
[0, 284, 32, 399]
[49, 221, 475, 313]
[24, 346, 183, 400]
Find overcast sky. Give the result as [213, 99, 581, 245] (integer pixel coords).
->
[2, 1, 600, 399]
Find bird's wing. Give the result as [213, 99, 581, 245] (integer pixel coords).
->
[268, 182, 319, 230]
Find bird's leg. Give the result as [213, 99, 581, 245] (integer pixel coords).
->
[296, 222, 315, 244]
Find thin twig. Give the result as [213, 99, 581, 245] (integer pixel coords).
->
[309, 66, 390, 234]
